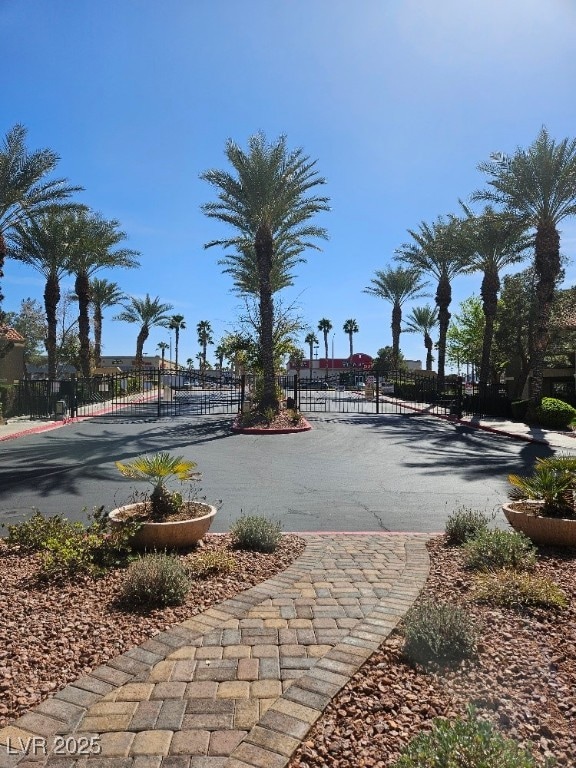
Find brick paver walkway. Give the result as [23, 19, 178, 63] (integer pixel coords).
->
[0, 534, 430, 768]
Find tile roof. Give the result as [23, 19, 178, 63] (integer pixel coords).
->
[0, 325, 26, 343]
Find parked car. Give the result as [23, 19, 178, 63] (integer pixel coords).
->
[299, 380, 329, 390]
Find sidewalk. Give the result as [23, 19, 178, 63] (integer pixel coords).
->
[0, 534, 430, 768]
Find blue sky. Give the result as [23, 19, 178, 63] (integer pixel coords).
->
[2, 0, 576, 368]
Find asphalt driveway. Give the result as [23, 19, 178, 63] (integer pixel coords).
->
[0, 411, 554, 534]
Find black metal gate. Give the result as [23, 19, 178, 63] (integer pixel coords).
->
[9, 369, 246, 420]
[279, 370, 511, 418]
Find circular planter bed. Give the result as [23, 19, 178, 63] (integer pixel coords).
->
[108, 501, 217, 549]
[503, 501, 576, 547]
[231, 413, 312, 434]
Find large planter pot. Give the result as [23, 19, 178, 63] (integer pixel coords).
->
[503, 502, 576, 547]
[108, 501, 217, 550]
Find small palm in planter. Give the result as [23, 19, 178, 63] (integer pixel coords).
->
[504, 455, 576, 546]
[110, 451, 217, 549]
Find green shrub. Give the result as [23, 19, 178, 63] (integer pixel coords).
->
[391, 706, 549, 767]
[120, 553, 190, 607]
[3, 511, 81, 553]
[473, 570, 567, 609]
[187, 550, 236, 578]
[403, 600, 477, 667]
[463, 529, 537, 571]
[532, 397, 576, 429]
[3, 508, 137, 579]
[230, 514, 282, 552]
[445, 507, 491, 545]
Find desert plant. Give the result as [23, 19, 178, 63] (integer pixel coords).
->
[186, 550, 236, 579]
[532, 397, 576, 429]
[392, 705, 549, 767]
[445, 507, 491, 545]
[402, 600, 477, 667]
[2, 510, 79, 552]
[463, 529, 537, 571]
[230, 514, 282, 553]
[473, 570, 567, 609]
[120, 552, 190, 607]
[115, 452, 200, 521]
[508, 454, 576, 517]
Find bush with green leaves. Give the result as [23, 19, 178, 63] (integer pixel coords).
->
[463, 529, 537, 572]
[473, 570, 567, 610]
[391, 706, 550, 767]
[230, 514, 282, 552]
[532, 396, 576, 430]
[445, 507, 491, 545]
[402, 600, 477, 667]
[3, 508, 137, 580]
[120, 552, 190, 607]
[187, 549, 236, 579]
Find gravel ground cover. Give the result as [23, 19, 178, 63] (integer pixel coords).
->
[290, 537, 576, 768]
[0, 533, 305, 727]
[2, 533, 575, 766]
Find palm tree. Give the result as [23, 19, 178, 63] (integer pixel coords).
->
[201, 132, 329, 411]
[90, 278, 126, 368]
[157, 340, 169, 369]
[168, 314, 186, 370]
[115, 294, 173, 367]
[196, 320, 213, 376]
[317, 318, 332, 378]
[67, 211, 139, 377]
[460, 204, 531, 386]
[343, 318, 359, 358]
[304, 331, 318, 382]
[473, 128, 576, 401]
[396, 217, 470, 381]
[0, 124, 81, 318]
[364, 266, 428, 370]
[10, 209, 78, 378]
[404, 305, 439, 372]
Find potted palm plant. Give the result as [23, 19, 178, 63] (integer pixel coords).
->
[504, 455, 576, 546]
[108, 452, 218, 549]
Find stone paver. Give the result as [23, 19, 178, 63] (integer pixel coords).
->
[0, 534, 430, 768]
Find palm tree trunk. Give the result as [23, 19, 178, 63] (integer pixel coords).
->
[0, 232, 6, 321]
[44, 274, 60, 380]
[348, 333, 353, 358]
[479, 268, 499, 388]
[308, 342, 314, 381]
[435, 273, 452, 383]
[530, 222, 561, 403]
[391, 302, 401, 369]
[424, 332, 433, 371]
[255, 223, 277, 411]
[136, 328, 148, 368]
[93, 306, 103, 368]
[75, 271, 92, 378]
[175, 328, 179, 370]
[323, 333, 329, 379]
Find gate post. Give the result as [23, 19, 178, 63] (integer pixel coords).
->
[293, 375, 298, 406]
[157, 368, 162, 418]
[375, 372, 379, 414]
[240, 374, 246, 412]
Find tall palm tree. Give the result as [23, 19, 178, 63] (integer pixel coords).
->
[10, 209, 78, 378]
[115, 294, 173, 368]
[473, 128, 576, 401]
[317, 318, 332, 378]
[0, 124, 81, 318]
[304, 331, 318, 382]
[460, 204, 531, 386]
[90, 278, 126, 368]
[168, 314, 186, 370]
[343, 318, 359, 358]
[218, 240, 305, 296]
[196, 320, 213, 376]
[157, 340, 169, 369]
[67, 211, 139, 377]
[364, 266, 428, 370]
[404, 305, 439, 372]
[396, 217, 470, 381]
[201, 132, 329, 410]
